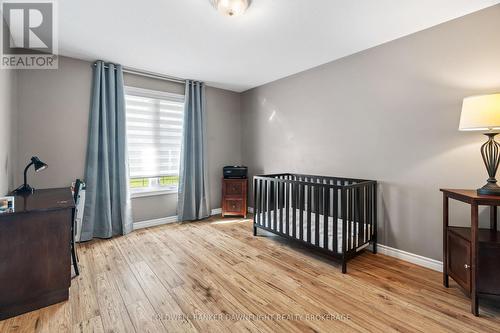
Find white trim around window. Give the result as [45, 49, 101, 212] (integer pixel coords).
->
[130, 187, 178, 198]
[125, 86, 184, 103]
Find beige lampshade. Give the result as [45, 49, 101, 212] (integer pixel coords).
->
[459, 93, 500, 131]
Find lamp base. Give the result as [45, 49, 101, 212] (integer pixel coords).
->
[13, 184, 34, 195]
[477, 182, 500, 196]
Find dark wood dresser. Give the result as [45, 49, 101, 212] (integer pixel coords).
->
[0, 188, 74, 320]
[222, 178, 247, 218]
[441, 189, 500, 316]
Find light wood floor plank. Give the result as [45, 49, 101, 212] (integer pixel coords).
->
[72, 315, 104, 333]
[93, 271, 136, 333]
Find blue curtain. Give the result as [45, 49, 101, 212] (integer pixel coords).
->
[178, 80, 210, 221]
[81, 61, 132, 241]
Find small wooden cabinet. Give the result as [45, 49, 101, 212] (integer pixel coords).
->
[222, 178, 247, 218]
[441, 189, 500, 316]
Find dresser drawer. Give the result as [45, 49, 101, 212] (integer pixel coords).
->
[225, 199, 243, 213]
[447, 230, 471, 294]
[225, 181, 244, 196]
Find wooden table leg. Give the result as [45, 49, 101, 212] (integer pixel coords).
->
[490, 206, 498, 231]
[471, 203, 479, 316]
[443, 194, 449, 288]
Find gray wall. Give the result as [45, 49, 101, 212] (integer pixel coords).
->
[16, 56, 241, 222]
[0, 69, 17, 196]
[241, 5, 500, 261]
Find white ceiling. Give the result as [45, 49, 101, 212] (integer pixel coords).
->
[58, 0, 500, 92]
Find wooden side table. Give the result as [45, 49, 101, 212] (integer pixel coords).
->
[441, 189, 500, 316]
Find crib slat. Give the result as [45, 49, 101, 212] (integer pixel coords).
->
[264, 179, 268, 228]
[359, 186, 364, 244]
[349, 187, 353, 251]
[323, 186, 330, 250]
[269, 180, 274, 230]
[373, 183, 377, 242]
[361, 186, 366, 245]
[297, 180, 302, 241]
[273, 180, 278, 231]
[279, 179, 283, 233]
[355, 188, 360, 248]
[285, 177, 290, 236]
[346, 187, 350, 251]
[352, 187, 356, 250]
[292, 181, 297, 238]
[259, 179, 263, 226]
[307, 182, 312, 243]
[363, 187, 366, 244]
[333, 185, 338, 253]
[341, 188, 347, 254]
[371, 184, 374, 240]
[366, 186, 370, 242]
[315, 183, 320, 247]
[346, 189, 352, 251]
[261, 179, 265, 227]
[352, 186, 356, 250]
[254, 178, 259, 225]
[268, 180, 272, 229]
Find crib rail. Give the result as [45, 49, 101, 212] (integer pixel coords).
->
[253, 173, 377, 273]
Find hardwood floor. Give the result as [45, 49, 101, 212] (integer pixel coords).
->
[2, 215, 500, 332]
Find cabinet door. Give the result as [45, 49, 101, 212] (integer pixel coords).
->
[447, 231, 471, 293]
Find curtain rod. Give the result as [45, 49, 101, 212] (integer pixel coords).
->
[94, 63, 186, 84]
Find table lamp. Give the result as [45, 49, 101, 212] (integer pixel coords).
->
[13, 156, 48, 194]
[459, 93, 500, 195]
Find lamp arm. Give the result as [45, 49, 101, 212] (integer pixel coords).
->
[23, 161, 34, 187]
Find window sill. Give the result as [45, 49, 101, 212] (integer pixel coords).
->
[130, 188, 178, 198]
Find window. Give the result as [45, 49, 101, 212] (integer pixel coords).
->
[125, 86, 184, 196]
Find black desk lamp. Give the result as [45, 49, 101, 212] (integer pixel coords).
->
[460, 94, 500, 195]
[14, 156, 48, 194]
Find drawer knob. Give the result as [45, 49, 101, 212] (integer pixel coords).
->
[464, 264, 470, 269]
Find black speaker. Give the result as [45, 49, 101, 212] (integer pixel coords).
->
[223, 166, 247, 179]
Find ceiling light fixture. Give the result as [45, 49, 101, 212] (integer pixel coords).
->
[211, 0, 250, 17]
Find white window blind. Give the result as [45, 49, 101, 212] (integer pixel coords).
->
[125, 87, 184, 179]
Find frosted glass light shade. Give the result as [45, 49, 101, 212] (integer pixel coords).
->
[212, 0, 250, 17]
[459, 93, 500, 131]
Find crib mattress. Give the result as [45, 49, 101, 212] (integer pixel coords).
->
[256, 208, 372, 253]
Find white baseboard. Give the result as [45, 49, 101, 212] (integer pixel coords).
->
[377, 244, 443, 272]
[134, 208, 228, 230]
[133, 216, 178, 230]
[211, 207, 254, 215]
[135, 208, 223, 230]
[211, 208, 222, 215]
